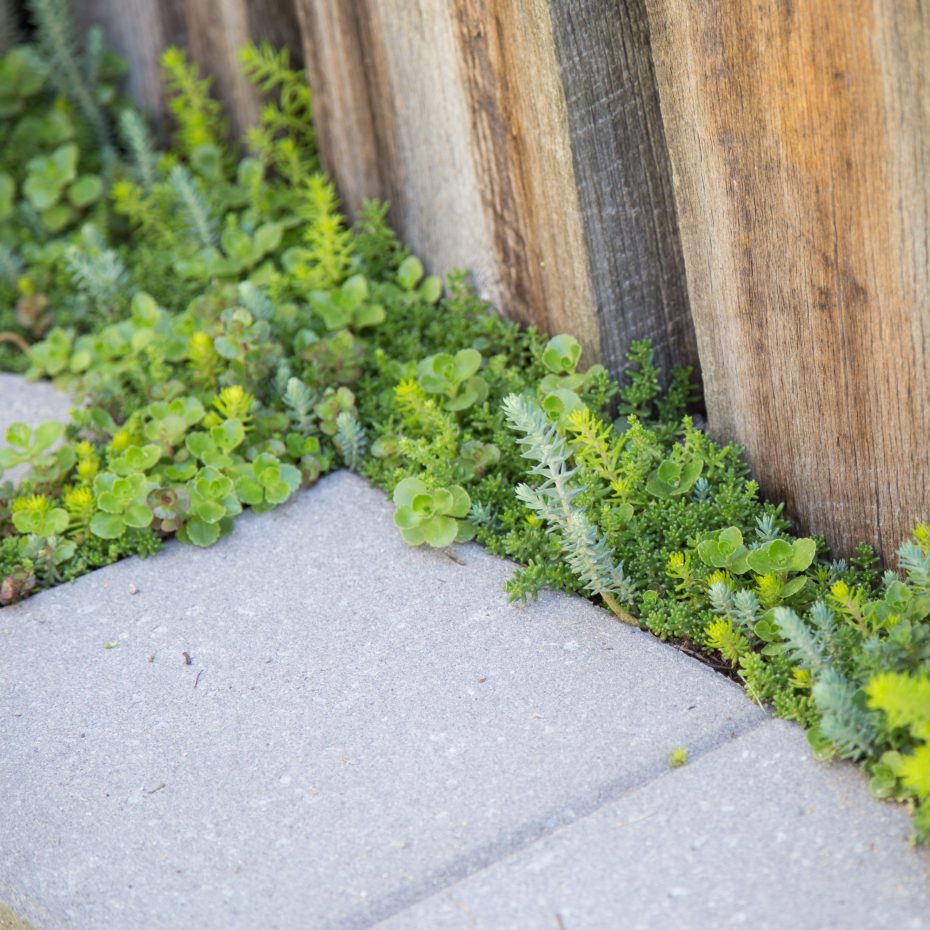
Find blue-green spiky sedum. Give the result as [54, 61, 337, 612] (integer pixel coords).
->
[503, 393, 636, 623]
[334, 411, 366, 471]
[168, 164, 216, 249]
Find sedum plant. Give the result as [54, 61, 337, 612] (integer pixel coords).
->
[1, 27, 929, 847]
[416, 348, 488, 412]
[502, 393, 637, 625]
[392, 476, 474, 547]
[867, 672, 930, 842]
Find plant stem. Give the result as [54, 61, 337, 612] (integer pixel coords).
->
[602, 591, 639, 627]
[0, 331, 30, 353]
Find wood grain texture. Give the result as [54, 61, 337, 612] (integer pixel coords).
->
[450, 0, 599, 353]
[75, 0, 303, 133]
[74, 0, 185, 120]
[294, 0, 383, 215]
[182, 0, 258, 136]
[352, 1, 497, 305]
[297, 0, 695, 376]
[546, 0, 696, 380]
[646, 0, 930, 557]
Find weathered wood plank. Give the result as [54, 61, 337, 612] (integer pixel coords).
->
[73, 0, 185, 120]
[293, 1, 383, 214]
[74, 0, 303, 133]
[181, 0, 258, 136]
[296, 0, 696, 378]
[646, 0, 930, 557]
[450, 0, 600, 354]
[546, 0, 696, 380]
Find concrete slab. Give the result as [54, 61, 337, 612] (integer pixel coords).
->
[0, 374, 72, 485]
[374, 719, 930, 930]
[0, 472, 761, 930]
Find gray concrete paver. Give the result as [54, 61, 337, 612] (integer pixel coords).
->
[372, 719, 930, 930]
[0, 470, 760, 930]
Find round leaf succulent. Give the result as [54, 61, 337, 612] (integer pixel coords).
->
[542, 334, 582, 374]
[392, 476, 475, 548]
[746, 537, 817, 575]
[110, 444, 162, 476]
[147, 486, 191, 533]
[416, 349, 488, 411]
[697, 526, 751, 574]
[646, 455, 704, 500]
[90, 472, 153, 538]
[11, 496, 69, 536]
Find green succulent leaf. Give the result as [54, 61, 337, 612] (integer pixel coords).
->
[747, 537, 817, 575]
[394, 505, 420, 530]
[184, 517, 221, 547]
[393, 477, 427, 509]
[23, 143, 78, 211]
[89, 511, 126, 539]
[422, 514, 458, 548]
[253, 221, 283, 257]
[455, 520, 476, 543]
[123, 503, 154, 529]
[110, 444, 162, 476]
[542, 334, 582, 374]
[448, 486, 471, 519]
[398, 523, 426, 546]
[397, 255, 424, 290]
[0, 421, 66, 470]
[451, 348, 481, 382]
[0, 173, 14, 217]
[234, 474, 265, 506]
[647, 456, 703, 499]
[68, 174, 103, 208]
[697, 527, 751, 573]
[542, 388, 583, 421]
[420, 276, 442, 303]
[12, 507, 69, 536]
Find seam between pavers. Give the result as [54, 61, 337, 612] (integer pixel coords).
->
[328, 712, 770, 930]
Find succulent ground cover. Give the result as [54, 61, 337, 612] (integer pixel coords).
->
[0, 5, 928, 844]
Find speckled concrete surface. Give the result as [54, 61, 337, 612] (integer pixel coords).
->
[2, 471, 762, 930]
[1, 379, 927, 930]
[373, 719, 930, 930]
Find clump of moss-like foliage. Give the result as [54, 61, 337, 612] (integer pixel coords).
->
[0, 15, 927, 845]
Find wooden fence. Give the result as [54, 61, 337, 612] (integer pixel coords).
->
[75, 0, 930, 562]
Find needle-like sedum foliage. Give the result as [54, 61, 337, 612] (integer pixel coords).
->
[27, 0, 112, 146]
[160, 46, 228, 160]
[503, 394, 637, 625]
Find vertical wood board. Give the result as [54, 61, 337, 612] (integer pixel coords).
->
[75, 0, 303, 134]
[646, 0, 930, 556]
[546, 0, 696, 379]
[296, 0, 697, 378]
